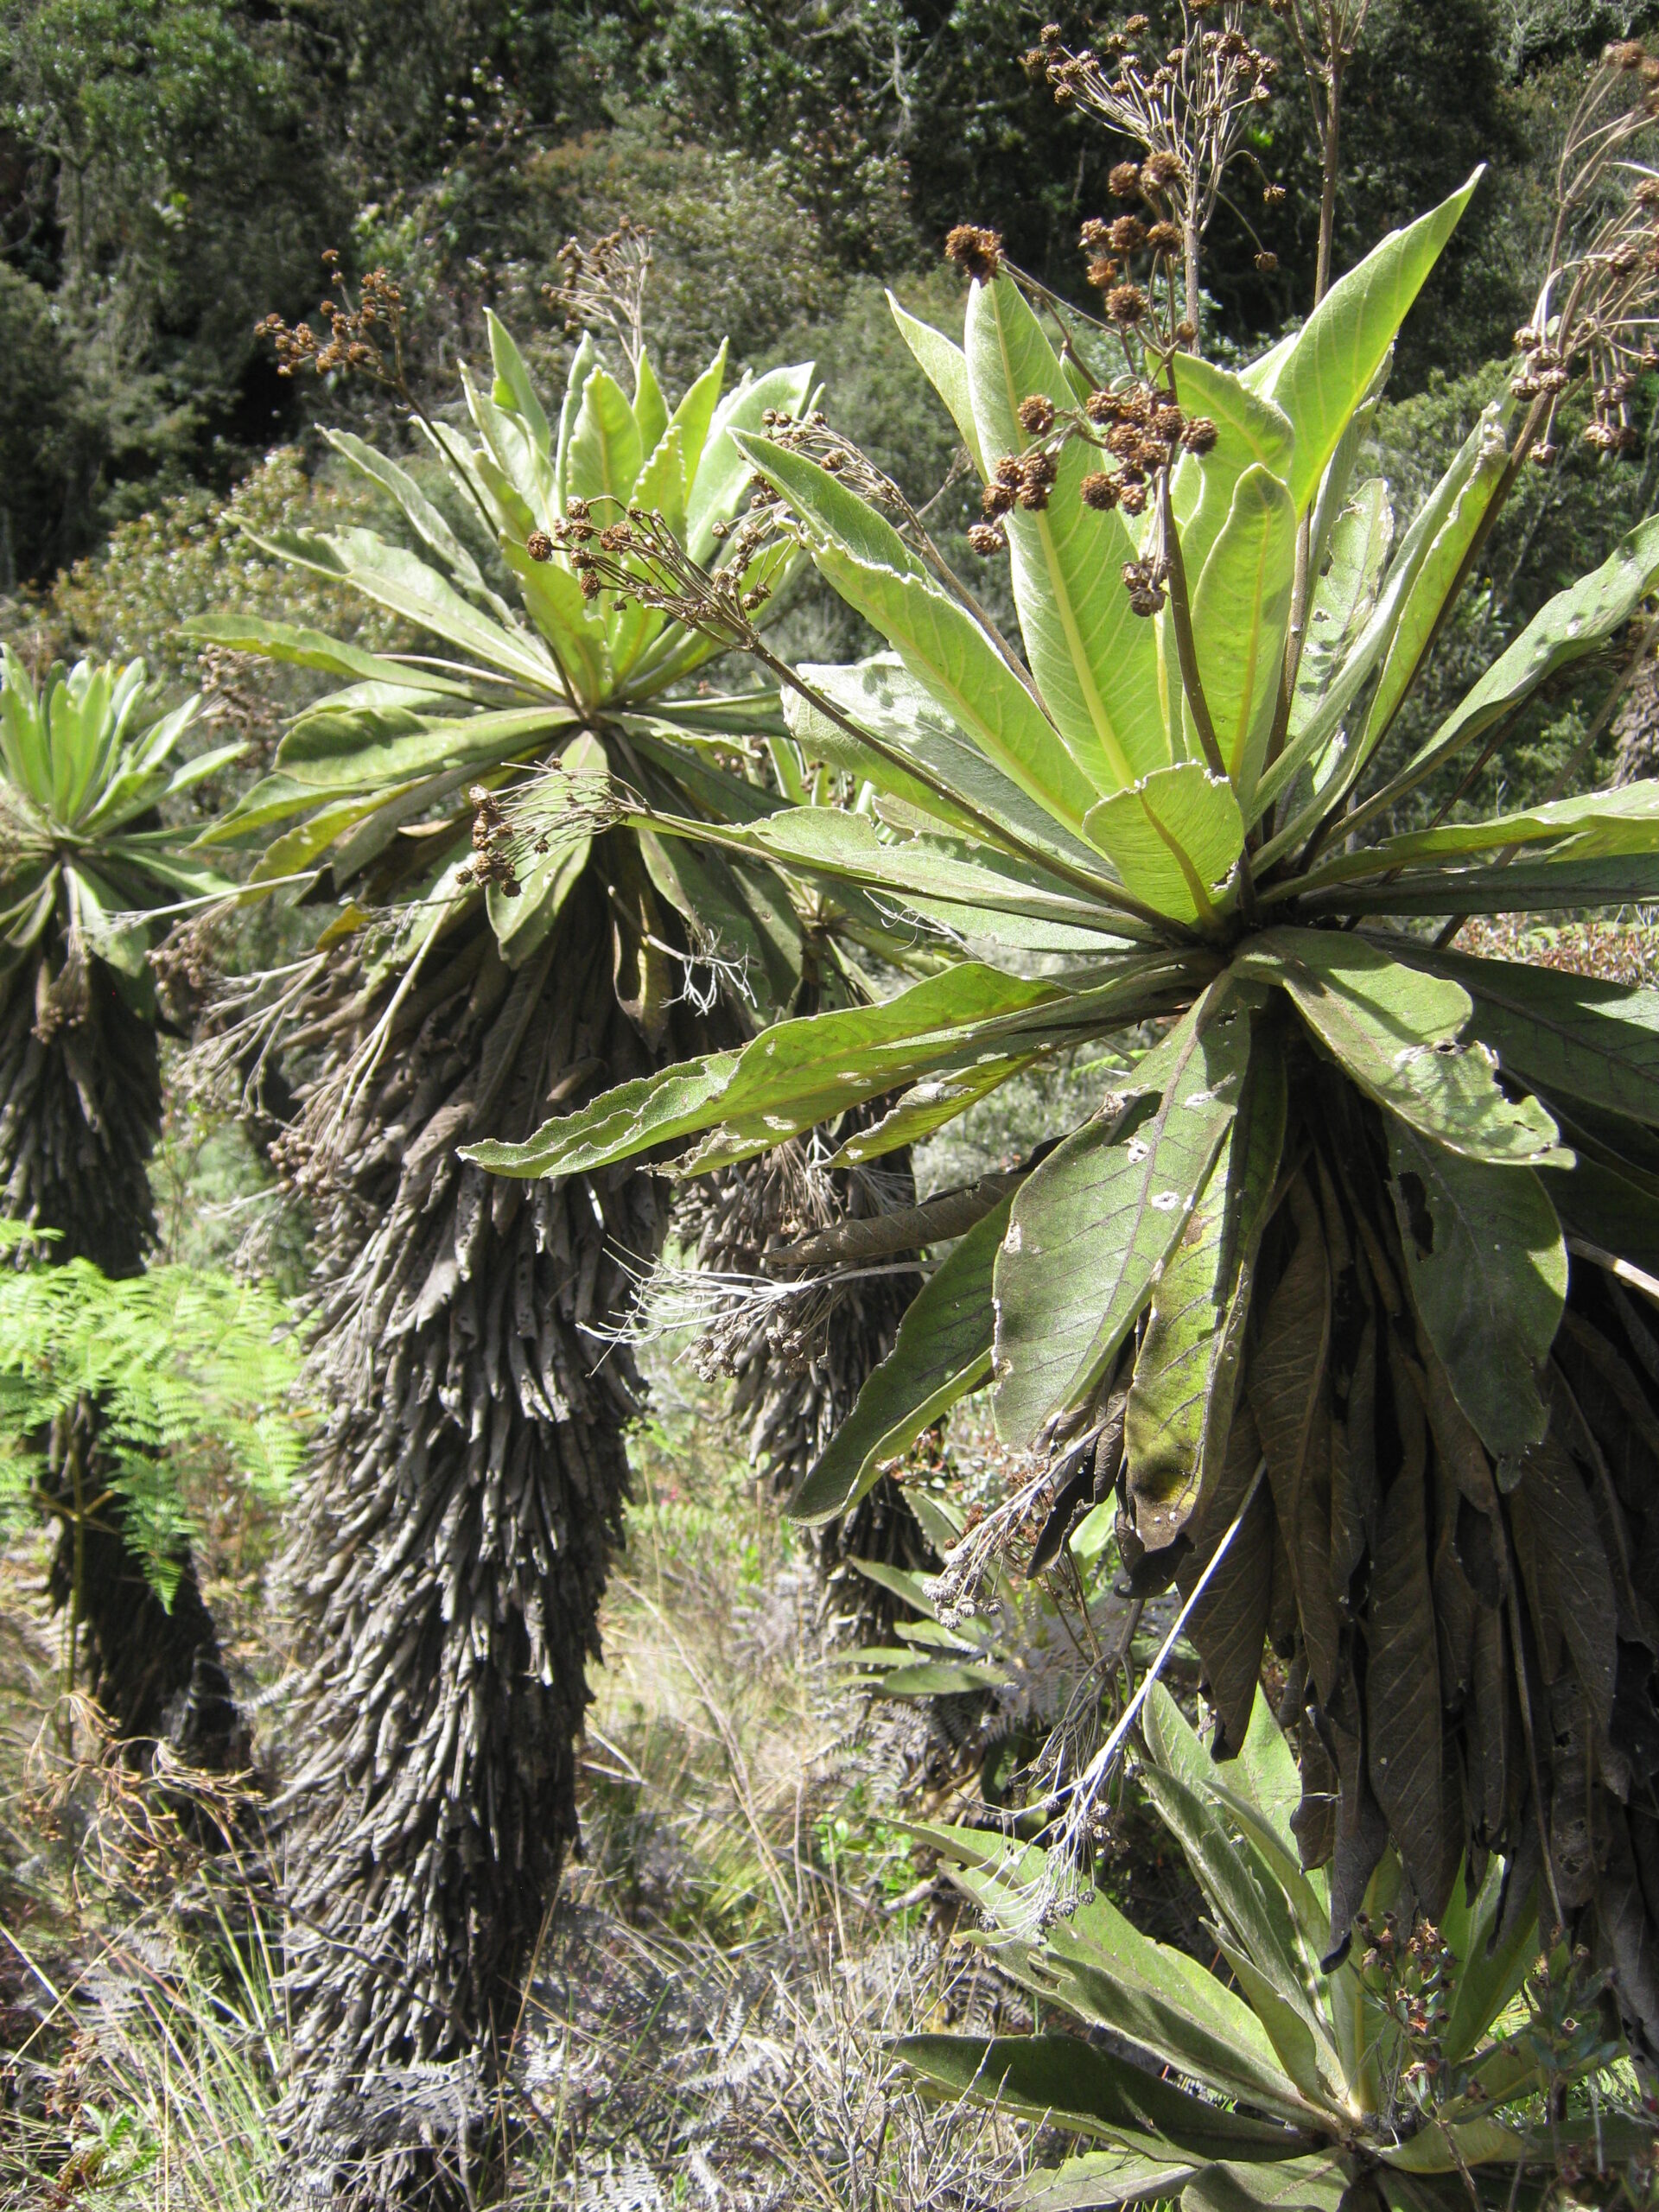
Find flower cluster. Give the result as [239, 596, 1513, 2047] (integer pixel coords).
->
[976, 371, 1217, 616]
[1511, 41, 1659, 466]
[455, 784, 519, 894]
[542, 217, 653, 372]
[256, 251, 410, 400]
[1027, 4, 1282, 327]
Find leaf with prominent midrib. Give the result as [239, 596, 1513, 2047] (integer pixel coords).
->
[1084, 764, 1246, 929]
[1256, 170, 1482, 517]
[895, 2036, 1303, 2161]
[1188, 465, 1297, 811]
[1127, 1039, 1287, 1549]
[1291, 479, 1391, 731]
[1400, 946, 1659, 1128]
[1239, 929, 1568, 1166]
[806, 541, 1103, 836]
[1385, 1118, 1566, 1458]
[790, 1197, 1009, 1524]
[994, 983, 1255, 1447]
[1341, 509, 1659, 844]
[966, 273, 1167, 791]
[466, 963, 1060, 1179]
[887, 292, 985, 477]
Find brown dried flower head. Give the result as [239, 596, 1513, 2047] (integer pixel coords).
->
[946, 224, 1004, 283]
[1141, 149, 1185, 189]
[1080, 471, 1122, 510]
[525, 530, 554, 563]
[1179, 415, 1220, 454]
[1018, 393, 1057, 435]
[969, 520, 1008, 556]
[1108, 283, 1149, 324]
[1087, 253, 1122, 289]
[1146, 219, 1184, 252]
[1109, 160, 1144, 199]
[1109, 213, 1148, 251]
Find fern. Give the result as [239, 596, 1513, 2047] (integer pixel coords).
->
[0, 1224, 306, 1605]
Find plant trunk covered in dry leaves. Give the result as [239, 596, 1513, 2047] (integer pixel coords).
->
[270, 861, 732, 2206]
[1, 946, 236, 1766]
[677, 1114, 933, 1643]
[1152, 1050, 1659, 2057]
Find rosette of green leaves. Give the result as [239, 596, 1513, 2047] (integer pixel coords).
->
[194, 319, 819, 1001]
[901, 1682, 1643, 2212]
[463, 188, 1659, 1999]
[0, 648, 235, 1006]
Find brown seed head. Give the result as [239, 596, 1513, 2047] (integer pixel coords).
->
[1179, 415, 1219, 454]
[1080, 471, 1121, 510]
[1606, 38, 1648, 69]
[1018, 393, 1057, 435]
[1109, 214, 1148, 252]
[1152, 403, 1185, 440]
[1141, 149, 1185, 189]
[1109, 160, 1143, 199]
[1108, 283, 1148, 325]
[969, 520, 1008, 556]
[1119, 482, 1149, 516]
[1087, 254, 1122, 290]
[1146, 220, 1183, 253]
[1080, 217, 1112, 249]
[982, 480, 1016, 518]
[1017, 451, 1059, 509]
[946, 224, 1004, 283]
[1262, 184, 1287, 208]
[1085, 388, 1120, 424]
[1124, 12, 1150, 31]
[1255, 250, 1280, 274]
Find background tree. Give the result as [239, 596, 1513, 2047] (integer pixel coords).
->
[0, 648, 242, 1760]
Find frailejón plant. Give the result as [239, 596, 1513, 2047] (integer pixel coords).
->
[469, 128, 1659, 2053]
[0, 650, 242, 1759]
[192, 298, 907, 2194]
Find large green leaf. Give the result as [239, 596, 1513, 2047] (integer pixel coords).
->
[181, 614, 481, 700]
[831, 1053, 1043, 1166]
[1256, 171, 1482, 516]
[1341, 510, 1659, 845]
[687, 361, 816, 561]
[657, 807, 1127, 938]
[325, 429, 507, 613]
[887, 291, 986, 477]
[785, 657, 1111, 880]
[1292, 851, 1659, 918]
[1125, 1039, 1287, 1547]
[966, 274, 1167, 791]
[1342, 423, 1508, 773]
[1286, 779, 1659, 898]
[1253, 404, 1503, 836]
[735, 431, 931, 582]
[791, 1196, 1010, 1522]
[896, 2036, 1306, 2161]
[1083, 765, 1246, 931]
[805, 542, 1104, 836]
[1404, 948, 1659, 1128]
[244, 527, 561, 693]
[465, 963, 1062, 1180]
[1385, 1120, 1565, 1455]
[664, 340, 728, 490]
[994, 983, 1255, 1446]
[564, 365, 643, 514]
[1291, 479, 1391, 731]
[1238, 929, 1567, 1166]
[1188, 465, 1297, 810]
[1020, 2149, 1205, 2211]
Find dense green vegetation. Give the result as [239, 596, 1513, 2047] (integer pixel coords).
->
[3, 3, 1659, 2210]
